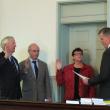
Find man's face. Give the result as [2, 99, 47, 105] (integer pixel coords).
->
[99, 33, 110, 48]
[5, 38, 16, 54]
[28, 44, 40, 60]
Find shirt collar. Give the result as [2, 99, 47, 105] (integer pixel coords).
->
[108, 44, 110, 48]
[29, 58, 38, 62]
[9, 56, 13, 61]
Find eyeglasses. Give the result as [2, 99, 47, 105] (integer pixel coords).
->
[73, 52, 83, 56]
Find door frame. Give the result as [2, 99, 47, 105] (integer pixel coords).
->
[57, 0, 107, 65]
[56, 0, 107, 102]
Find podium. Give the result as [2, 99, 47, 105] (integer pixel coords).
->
[0, 100, 110, 110]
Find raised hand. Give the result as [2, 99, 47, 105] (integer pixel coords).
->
[56, 59, 62, 70]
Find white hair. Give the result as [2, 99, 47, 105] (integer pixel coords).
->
[0, 36, 14, 50]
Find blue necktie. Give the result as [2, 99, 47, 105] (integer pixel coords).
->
[32, 61, 38, 79]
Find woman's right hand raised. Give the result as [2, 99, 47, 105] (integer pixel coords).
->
[56, 59, 62, 70]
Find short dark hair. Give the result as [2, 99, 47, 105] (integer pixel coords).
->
[72, 48, 83, 56]
[98, 27, 110, 36]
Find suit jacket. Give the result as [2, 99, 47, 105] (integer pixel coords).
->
[89, 47, 110, 99]
[0, 52, 22, 99]
[19, 58, 51, 102]
[56, 64, 96, 100]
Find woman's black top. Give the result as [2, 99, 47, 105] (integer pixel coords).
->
[74, 67, 80, 100]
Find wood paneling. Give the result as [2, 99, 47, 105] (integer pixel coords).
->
[0, 100, 110, 110]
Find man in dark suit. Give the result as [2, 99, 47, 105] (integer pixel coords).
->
[83, 27, 110, 100]
[19, 43, 51, 102]
[0, 36, 22, 99]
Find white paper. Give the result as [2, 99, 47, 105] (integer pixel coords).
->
[80, 98, 93, 105]
[66, 100, 79, 104]
[92, 98, 106, 105]
[73, 70, 87, 80]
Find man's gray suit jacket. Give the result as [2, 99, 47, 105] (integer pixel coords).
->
[19, 58, 51, 102]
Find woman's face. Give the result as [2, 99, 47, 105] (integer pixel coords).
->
[72, 51, 83, 62]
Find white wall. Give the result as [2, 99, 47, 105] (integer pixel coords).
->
[0, 0, 109, 102]
[0, 0, 57, 76]
[0, 0, 107, 75]
[0, 0, 59, 101]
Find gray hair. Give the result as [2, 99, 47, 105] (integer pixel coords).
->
[28, 43, 39, 52]
[0, 36, 14, 50]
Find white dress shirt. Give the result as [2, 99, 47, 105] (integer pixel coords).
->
[29, 58, 38, 76]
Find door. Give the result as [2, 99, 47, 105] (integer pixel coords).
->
[69, 23, 106, 73]
[57, 1, 107, 102]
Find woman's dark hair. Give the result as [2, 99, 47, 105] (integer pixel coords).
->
[72, 48, 83, 56]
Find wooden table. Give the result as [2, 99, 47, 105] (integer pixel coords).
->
[0, 100, 110, 110]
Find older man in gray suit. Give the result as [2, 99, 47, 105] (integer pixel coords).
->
[19, 43, 51, 102]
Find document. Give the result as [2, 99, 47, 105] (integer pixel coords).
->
[66, 100, 79, 104]
[80, 98, 93, 105]
[91, 98, 106, 105]
[73, 70, 87, 80]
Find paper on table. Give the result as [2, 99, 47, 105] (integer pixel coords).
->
[66, 100, 79, 104]
[80, 98, 93, 105]
[73, 70, 87, 80]
[92, 98, 106, 105]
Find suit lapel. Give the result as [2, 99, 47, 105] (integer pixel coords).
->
[37, 59, 42, 79]
[26, 58, 36, 78]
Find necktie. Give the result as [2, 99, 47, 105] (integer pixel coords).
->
[32, 61, 38, 79]
[10, 57, 17, 72]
